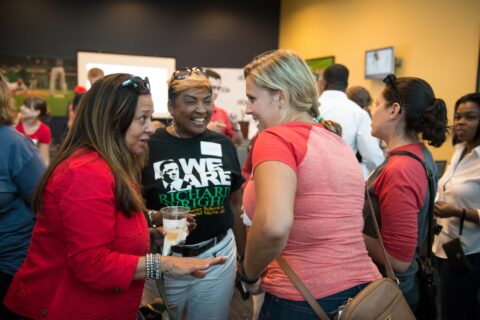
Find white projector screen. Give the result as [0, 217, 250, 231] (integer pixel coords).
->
[77, 51, 176, 117]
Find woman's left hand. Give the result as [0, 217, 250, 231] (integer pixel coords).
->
[243, 278, 263, 295]
[150, 226, 166, 247]
[434, 202, 461, 218]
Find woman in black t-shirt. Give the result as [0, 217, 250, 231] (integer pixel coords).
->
[141, 68, 244, 320]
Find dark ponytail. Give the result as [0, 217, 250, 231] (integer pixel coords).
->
[383, 76, 448, 147]
[419, 98, 448, 147]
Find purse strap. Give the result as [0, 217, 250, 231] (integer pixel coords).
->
[144, 211, 177, 320]
[275, 182, 396, 319]
[276, 256, 330, 320]
[365, 183, 396, 280]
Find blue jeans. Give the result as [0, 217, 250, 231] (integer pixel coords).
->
[259, 283, 369, 320]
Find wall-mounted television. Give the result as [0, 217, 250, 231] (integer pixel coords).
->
[365, 47, 395, 80]
[77, 51, 176, 118]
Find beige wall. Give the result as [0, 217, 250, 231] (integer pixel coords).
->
[280, 0, 480, 161]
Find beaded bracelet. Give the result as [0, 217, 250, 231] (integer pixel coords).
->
[145, 253, 162, 280]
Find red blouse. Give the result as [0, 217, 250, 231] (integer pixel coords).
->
[4, 149, 150, 320]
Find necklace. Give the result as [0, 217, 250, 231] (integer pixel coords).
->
[169, 123, 181, 138]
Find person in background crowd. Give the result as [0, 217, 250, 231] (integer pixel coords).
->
[205, 68, 243, 146]
[15, 97, 52, 165]
[141, 67, 244, 320]
[66, 85, 87, 130]
[0, 73, 46, 320]
[347, 85, 388, 157]
[241, 49, 380, 319]
[3, 73, 226, 320]
[363, 74, 448, 314]
[433, 92, 480, 320]
[347, 85, 373, 118]
[151, 117, 166, 131]
[87, 67, 104, 87]
[319, 64, 384, 178]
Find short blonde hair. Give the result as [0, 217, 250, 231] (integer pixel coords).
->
[244, 49, 319, 122]
[0, 73, 15, 125]
[168, 73, 212, 102]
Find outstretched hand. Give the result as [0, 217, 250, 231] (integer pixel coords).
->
[162, 256, 227, 278]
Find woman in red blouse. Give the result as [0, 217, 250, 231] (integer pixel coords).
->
[4, 74, 225, 320]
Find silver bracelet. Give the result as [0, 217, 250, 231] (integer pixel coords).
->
[145, 253, 162, 280]
[146, 253, 152, 279]
[155, 254, 162, 279]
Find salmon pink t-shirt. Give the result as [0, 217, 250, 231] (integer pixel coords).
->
[243, 122, 380, 300]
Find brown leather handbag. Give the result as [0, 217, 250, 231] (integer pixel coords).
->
[276, 187, 416, 320]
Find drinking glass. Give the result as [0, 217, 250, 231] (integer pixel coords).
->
[160, 206, 189, 243]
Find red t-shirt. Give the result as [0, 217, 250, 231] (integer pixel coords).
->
[210, 104, 234, 138]
[4, 149, 149, 319]
[372, 143, 428, 262]
[16, 121, 52, 145]
[243, 122, 380, 300]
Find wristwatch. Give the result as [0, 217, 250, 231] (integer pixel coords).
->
[239, 263, 260, 284]
[233, 125, 241, 132]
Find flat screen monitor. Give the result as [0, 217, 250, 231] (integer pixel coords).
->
[365, 47, 395, 80]
[77, 51, 176, 118]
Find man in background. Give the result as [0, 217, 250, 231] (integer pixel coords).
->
[205, 69, 243, 146]
[87, 68, 104, 87]
[319, 64, 384, 178]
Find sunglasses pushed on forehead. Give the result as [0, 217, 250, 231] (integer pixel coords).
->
[120, 76, 151, 94]
[383, 74, 403, 111]
[171, 67, 207, 81]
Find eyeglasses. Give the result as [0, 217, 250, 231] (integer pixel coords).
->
[120, 76, 151, 94]
[383, 74, 403, 111]
[171, 67, 207, 81]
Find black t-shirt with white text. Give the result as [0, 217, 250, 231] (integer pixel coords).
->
[142, 128, 243, 244]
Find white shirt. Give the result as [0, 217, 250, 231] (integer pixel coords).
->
[432, 143, 480, 258]
[319, 90, 384, 178]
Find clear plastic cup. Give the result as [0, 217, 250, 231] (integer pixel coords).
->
[160, 206, 189, 242]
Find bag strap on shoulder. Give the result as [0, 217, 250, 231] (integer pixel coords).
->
[388, 150, 435, 262]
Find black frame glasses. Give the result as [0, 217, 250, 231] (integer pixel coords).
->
[120, 76, 151, 94]
[383, 74, 403, 111]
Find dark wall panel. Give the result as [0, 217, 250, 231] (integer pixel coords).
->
[0, 0, 280, 67]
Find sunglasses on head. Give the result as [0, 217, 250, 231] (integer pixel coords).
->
[383, 74, 403, 111]
[120, 76, 151, 94]
[171, 67, 207, 81]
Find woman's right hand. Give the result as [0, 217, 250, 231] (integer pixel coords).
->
[186, 214, 197, 233]
[434, 202, 461, 218]
[161, 256, 227, 278]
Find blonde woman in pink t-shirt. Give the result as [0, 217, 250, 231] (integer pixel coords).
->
[240, 49, 381, 319]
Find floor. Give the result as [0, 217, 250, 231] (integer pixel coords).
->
[228, 289, 253, 320]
